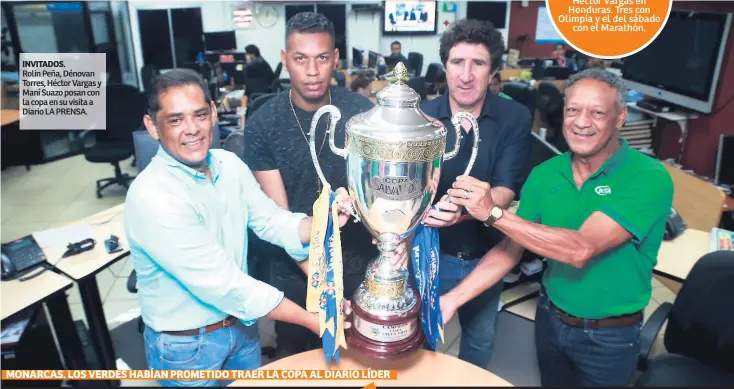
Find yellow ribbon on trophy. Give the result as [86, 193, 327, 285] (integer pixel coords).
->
[307, 185, 347, 363]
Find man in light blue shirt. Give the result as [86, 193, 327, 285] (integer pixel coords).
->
[124, 69, 353, 386]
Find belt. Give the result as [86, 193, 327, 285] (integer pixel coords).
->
[446, 250, 486, 260]
[162, 316, 238, 336]
[549, 300, 642, 329]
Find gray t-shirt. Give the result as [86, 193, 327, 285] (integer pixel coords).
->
[243, 86, 377, 278]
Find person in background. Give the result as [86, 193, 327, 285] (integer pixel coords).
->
[385, 40, 409, 71]
[125, 68, 355, 386]
[350, 75, 372, 98]
[489, 73, 512, 100]
[552, 43, 567, 67]
[440, 68, 674, 386]
[243, 12, 408, 360]
[419, 19, 533, 370]
[242, 44, 274, 95]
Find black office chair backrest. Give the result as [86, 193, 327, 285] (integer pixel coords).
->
[406, 77, 427, 101]
[273, 62, 283, 80]
[332, 70, 346, 87]
[140, 64, 159, 92]
[424, 63, 442, 84]
[502, 81, 538, 121]
[407, 52, 423, 77]
[536, 82, 564, 114]
[664, 250, 734, 373]
[105, 84, 146, 143]
[247, 93, 276, 119]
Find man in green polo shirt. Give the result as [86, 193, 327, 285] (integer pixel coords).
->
[439, 67, 674, 386]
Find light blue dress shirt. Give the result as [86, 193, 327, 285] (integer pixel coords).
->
[124, 146, 310, 332]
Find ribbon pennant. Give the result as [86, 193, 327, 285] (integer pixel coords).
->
[410, 221, 444, 349]
[306, 185, 347, 364]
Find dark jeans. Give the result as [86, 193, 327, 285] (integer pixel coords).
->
[431, 253, 503, 369]
[535, 288, 643, 387]
[271, 271, 364, 359]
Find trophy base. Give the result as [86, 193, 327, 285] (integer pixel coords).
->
[345, 292, 424, 360]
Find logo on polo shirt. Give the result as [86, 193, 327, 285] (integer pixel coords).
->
[595, 186, 612, 196]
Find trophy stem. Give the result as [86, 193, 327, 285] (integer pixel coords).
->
[374, 232, 403, 278]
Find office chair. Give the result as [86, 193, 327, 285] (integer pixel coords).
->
[140, 64, 159, 92]
[406, 77, 427, 102]
[246, 93, 276, 119]
[424, 63, 443, 95]
[536, 81, 564, 144]
[332, 70, 346, 88]
[83, 84, 145, 198]
[407, 52, 423, 77]
[272, 62, 282, 80]
[502, 81, 537, 128]
[635, 250, 734, 387]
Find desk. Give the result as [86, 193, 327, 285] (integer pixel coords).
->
[1, 271, 87, 370]
[656, 229, 710, 282]
[229, 349, 512, 387]
[48, 204, 128, 383]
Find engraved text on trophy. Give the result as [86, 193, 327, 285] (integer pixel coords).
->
[369, 176, 424, 201]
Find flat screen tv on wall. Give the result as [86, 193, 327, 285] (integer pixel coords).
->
[382, 0, 438, 36]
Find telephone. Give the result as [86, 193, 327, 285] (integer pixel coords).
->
[664, 208, 688, 241]
[1, 235, 48, 281]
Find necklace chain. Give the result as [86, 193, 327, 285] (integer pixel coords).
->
[289, 89, 331, 193]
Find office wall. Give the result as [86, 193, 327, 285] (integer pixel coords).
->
[654, 1, 734, 176]
[506, 1, 565, 58]
[128, 1, 512, 87]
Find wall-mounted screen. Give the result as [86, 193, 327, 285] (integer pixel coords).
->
[382, 0, 437, 36]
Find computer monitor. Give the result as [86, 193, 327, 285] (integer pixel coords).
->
[352, 48, 364, 68]
[368, 51, 380, 69]
[204, 31, 237, 52]
[543, 66, 574, 80]
[622, 10, 732, 113]
[715, 134, 734, 186]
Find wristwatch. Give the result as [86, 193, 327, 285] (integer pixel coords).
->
[483, 206, 504, 227]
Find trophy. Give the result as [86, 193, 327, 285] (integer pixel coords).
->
[309, 62, 479, 360]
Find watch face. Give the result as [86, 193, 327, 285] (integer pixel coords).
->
[491, 206, 503, 218]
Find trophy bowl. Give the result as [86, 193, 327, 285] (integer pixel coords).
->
[309, 63, 479, 360]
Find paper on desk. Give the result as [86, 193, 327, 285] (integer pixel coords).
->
[32, 222, 93, 248]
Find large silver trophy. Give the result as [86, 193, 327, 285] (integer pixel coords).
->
[309, 63, 479, 359]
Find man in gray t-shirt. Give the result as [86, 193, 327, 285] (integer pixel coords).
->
[243, 12, 377, 359]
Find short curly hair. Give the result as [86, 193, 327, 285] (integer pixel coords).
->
[439, 19, 505, 72]
[285, 12, 335, 49]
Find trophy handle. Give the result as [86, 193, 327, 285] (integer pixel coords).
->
[310, 105, 344, 188]
[446, 112, 480, 176]
[310, 105, 360, 222]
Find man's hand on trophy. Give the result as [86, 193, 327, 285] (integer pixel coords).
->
[370, 238, 409, 270]
[335, 187, 357, 227]
[448, 176, 494, 222]
[423, 195, 462, 228]
[439, 294, 458, 325]
[342, 300, 353, 329]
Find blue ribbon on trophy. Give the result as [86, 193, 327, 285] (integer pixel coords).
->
[410, 218, 444, 349]
[307, 186, 347, 365]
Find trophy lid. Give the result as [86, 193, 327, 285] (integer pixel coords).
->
[346, 62, 446, 143]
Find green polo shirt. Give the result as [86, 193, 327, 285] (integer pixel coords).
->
[516, 139, 673, 319]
